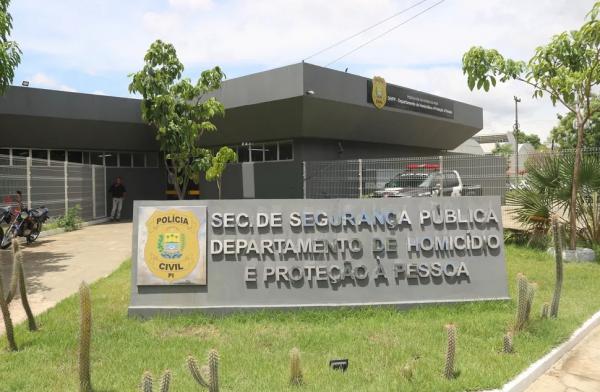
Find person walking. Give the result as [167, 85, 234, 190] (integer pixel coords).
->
[108, 177, 126, 222]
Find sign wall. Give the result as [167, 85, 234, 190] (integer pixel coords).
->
[129, 197, 508, 315]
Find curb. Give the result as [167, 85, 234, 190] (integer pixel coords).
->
[482, 309, 600, 392]
[39, 217, 111, 239]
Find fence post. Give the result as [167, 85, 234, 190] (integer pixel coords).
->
[26, 157, 32, 209]
[358, 159, 363, 198]
[64, 160, 68, 213]
[439, 155, 444, 197]
[302, 161, 307, 199]
[92, 165, 96, 220]
[104, 165, 108, 218]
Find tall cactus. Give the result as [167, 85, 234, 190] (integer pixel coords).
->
[188, 349, 220, 392]
[16, 253, 36, 331]
[0, 268, 17, 351]
[502, 331, 514, 354]
[444, 324, 457, 379]
[515, 273, 529, 331]
[289, 347, 303, 385]
[78, 282, 92, 392]
[159, 370, 172, 392]
[5, 240, 21, 304]
[550, 216, 563, 318]
[524, 282, 537, 322]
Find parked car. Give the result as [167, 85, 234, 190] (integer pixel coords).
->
[372, 163, 439, 198]
[376, 170, 482, 198]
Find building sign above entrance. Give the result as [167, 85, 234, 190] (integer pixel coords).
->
[129, 197, 507, 316]
[367, 79, 455, 119]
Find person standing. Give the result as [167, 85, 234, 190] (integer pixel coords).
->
[108, 177, 126, 221]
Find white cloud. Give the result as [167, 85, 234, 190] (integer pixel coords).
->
[168, 0, 213, 10]
[30, 73, 77, 92]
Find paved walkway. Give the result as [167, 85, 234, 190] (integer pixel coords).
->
[0, 222, 132, 333]
[526, 323, 600, 392]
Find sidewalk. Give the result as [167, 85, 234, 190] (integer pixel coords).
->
[0, 221, 132, 332]
[525, 323, 600, 392]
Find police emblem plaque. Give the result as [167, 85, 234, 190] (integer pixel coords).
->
[371, 76, 387, 109]
[136, 206, 207, 285]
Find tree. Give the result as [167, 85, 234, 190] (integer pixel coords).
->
[517, 132, 542, 150]
[129, 40, 225, 200]
[462, 1, 600, 249]
[205, 147, 238, 199]
[550, 97, 600, 149]
[0, 0, 21, 94]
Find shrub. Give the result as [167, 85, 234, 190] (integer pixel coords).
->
[57, 205, 83, 232]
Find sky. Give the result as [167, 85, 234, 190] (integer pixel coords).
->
[8, 0, 597, 142]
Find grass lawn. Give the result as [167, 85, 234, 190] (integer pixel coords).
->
[1, 245, 600, 391]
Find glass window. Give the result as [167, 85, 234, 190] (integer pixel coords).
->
[279, 141, 293, 160]
[264, 143, 277, 161]
[119, 152, 132, 167]
[90, 152, 104, 166]
[238, 145, 249, 163]
[67, 151, 83, 164]
[50, 150, 66, 166]
[31, 149, 48, 166]
[132, 152, 145, 167]
[250, 143, 263, 162]
[0, 149, 9, 165]
[146, 152, 159, 168]
[104, 152, 117, 167]
[12, 149, 29, 166]
[82, 152, 90, 164]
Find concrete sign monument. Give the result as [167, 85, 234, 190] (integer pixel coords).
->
[128, 197, 508, 316]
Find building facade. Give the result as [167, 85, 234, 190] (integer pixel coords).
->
[0, 63, 483, 218]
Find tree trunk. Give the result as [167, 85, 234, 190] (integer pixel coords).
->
[569, 120, 585, 249]
[217, 179, 222, 200]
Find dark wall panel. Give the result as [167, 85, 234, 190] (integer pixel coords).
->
[105, 168, 166, 220]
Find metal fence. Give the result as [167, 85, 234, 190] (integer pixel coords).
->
[303, 149, 600, 231]
[0, 154, 107, 221]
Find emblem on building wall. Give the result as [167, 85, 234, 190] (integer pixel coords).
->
[371, 76, 387, 109]
[143, 209, 204, 283]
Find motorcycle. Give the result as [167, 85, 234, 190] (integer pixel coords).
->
[0, 206, 49, 249]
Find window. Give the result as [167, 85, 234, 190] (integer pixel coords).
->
[264, 143, 277, 161]
[238, 145, 249, 162]
[12, 149, 29, 165]
[91, 152, 104, 166]
[119, 152, 132, 167]
[31, 149, 48, 166]
[50, 150, 66, 165]
[82, 152, 90, 164]
[146, 152, 159, 168]
[104, 152, 117, 167]
[250, 143, 263, 162]
[0, 149, 9, 165]
[67, 151, 83, 164]
[279, 141, 293, 160]
[132, 152, 145, 167]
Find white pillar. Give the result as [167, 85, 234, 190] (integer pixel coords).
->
[26, 157, 32, 209]
[358, 159, 363, 198]
[92, 165, 96, 219]
[64, 160, 68, 213]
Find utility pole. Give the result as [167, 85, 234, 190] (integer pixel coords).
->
[513, 96, 521, 181]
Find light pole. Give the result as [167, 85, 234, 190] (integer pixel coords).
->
[513, 96, 521, 181]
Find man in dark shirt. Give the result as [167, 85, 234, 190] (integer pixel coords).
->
[108, 177, 126, 221]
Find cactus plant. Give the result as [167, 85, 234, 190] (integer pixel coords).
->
[502, 331, 513, 354]
[541, 302, 549, 319]
[289, 347, 303, 385]
[5, 240, 21, 304]
[550, 216, 563, 318]
[78, 282, 92, 392]
[0, 269, 17, 351]
[515, 273, 529, 331]
[16, 254, 36, 331]
[188, 349, 219, 392]
[141, 371, 153, 392]
[139, 370, 171, 392]
[444, 324, 456, 379]
[524, 282, 537, 322]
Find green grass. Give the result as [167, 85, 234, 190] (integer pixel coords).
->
[1, 245, 600, 391]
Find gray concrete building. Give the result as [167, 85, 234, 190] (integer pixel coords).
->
[0, 62, 483, 218]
